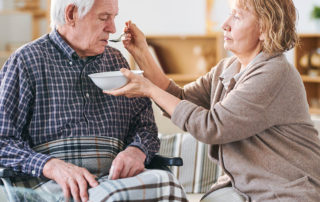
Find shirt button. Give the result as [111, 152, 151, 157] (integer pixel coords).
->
[86, 93, 90, 98]
[69, 61, 73, 65]
[32, 170, 36, 175]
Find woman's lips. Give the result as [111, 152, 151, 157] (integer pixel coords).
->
[224, 36, 231, 40]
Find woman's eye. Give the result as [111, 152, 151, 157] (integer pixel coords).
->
[233, 14, 240, 20]
[229, 12, 240, 20]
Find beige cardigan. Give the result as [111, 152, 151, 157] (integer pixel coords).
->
[166, 52, 320, 201]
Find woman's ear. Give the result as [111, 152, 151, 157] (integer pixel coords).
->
[259, 32, 265, 41]
[65, 4, 78, 26]
[258, 23, 265, 41]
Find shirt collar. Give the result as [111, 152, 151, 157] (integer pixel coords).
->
[219, 58, 241, 90]
[49, 29, 77, 60]
[219, 52, 268, 90]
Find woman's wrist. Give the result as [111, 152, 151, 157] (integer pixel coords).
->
[132, 47, 151, 65]
[147, 82, 160, 99]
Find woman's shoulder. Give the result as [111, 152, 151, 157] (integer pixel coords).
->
[247, 53, 293, 78]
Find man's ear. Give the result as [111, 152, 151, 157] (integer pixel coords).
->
[65, 4, 78, 26]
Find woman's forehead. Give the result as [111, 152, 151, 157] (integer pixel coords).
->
[234, 0, 253, 11]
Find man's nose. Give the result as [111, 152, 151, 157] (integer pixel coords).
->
[104, 20, 116, 34]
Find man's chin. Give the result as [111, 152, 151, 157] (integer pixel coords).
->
[90, 48, 107, 56]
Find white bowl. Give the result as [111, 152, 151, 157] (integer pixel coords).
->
[88, 70, 144, 90]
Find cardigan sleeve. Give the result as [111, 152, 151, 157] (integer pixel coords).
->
[170, 57, 289, 145]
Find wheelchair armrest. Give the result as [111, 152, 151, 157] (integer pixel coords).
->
[146, 154, 183, 171]
[0, 167, 15, 178]
[0, 167, 28, 178]
[151, 154, 183, 166]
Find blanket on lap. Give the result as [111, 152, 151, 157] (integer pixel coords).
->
[9, 136, 187, 201]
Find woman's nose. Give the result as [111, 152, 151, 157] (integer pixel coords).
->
[223, 24, 231, 31]
[221, 21, 231, 32]
[221, 17, 232, 31]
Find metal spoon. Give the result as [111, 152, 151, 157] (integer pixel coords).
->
[109, 33, 125, 43]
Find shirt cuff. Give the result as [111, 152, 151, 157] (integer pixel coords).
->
[23, 152, 53, 177]
[166, 79, 182, 96]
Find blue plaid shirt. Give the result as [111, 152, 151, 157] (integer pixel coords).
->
[0, 30, 159, 177]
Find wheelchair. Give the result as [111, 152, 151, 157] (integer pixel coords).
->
[0, 154, 183, 202]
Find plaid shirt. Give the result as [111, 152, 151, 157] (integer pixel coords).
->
[0, 30, 159, 177]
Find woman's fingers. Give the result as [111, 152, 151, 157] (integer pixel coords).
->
[120, 68, 133, 78]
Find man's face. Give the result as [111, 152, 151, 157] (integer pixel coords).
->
[72, 0, 118, 57]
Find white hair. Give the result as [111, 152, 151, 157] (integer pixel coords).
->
[50, 0, 95, 30]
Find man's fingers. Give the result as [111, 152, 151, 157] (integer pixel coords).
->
[83, 170, 99, 188]
[62, 184, 71, 202]
[69, 178, 81, 202]
[77, 176, 89, 202]
[111, 160, 124, 180]
[119, 164, 131, 178]
[127, 166, 138, 178]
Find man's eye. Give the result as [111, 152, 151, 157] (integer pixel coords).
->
[100, 18, 108, 21]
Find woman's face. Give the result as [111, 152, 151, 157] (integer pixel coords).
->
[221, 2, 263, 57]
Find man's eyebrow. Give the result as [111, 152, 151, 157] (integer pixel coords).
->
[98, 12, 119, 16]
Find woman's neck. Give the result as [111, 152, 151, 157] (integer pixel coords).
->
[237, 46, 262, 71]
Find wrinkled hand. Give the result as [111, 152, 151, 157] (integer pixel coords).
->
[108, 146, 146, 180]
[43, 158, 98, 202]
[123, 21, 149, 58]
[104, 68, 155, 98]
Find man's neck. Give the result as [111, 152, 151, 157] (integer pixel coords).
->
[57, 26, 86, 59]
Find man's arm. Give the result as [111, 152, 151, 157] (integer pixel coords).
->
[0, 53, 52, 177]
[109, 97, 159, 180]
[107, 51, 159, 179]
[0, 51, 99, 202]
[128, 97, 160, 161]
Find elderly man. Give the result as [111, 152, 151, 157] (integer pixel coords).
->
[0, 0, 186, 201]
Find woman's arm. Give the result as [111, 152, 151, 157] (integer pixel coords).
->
[104, 68, 181, 116]
[123, 21, 170, 90]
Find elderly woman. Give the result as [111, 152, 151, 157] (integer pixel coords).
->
[106, 0, 320, 201]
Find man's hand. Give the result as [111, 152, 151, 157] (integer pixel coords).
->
[109, 146, 146, 180]
[43, 158, 99, 202]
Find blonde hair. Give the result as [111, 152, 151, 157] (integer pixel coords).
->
[237, 0, 298, 53]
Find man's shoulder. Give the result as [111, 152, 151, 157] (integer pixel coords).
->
[13, 34, 51, 59]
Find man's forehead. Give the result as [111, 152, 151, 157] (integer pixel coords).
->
[92, 0, 118, 14]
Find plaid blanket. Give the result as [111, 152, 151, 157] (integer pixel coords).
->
[9, 136, 187, 201]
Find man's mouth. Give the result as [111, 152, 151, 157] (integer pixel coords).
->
[101, 39, 108, 44]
